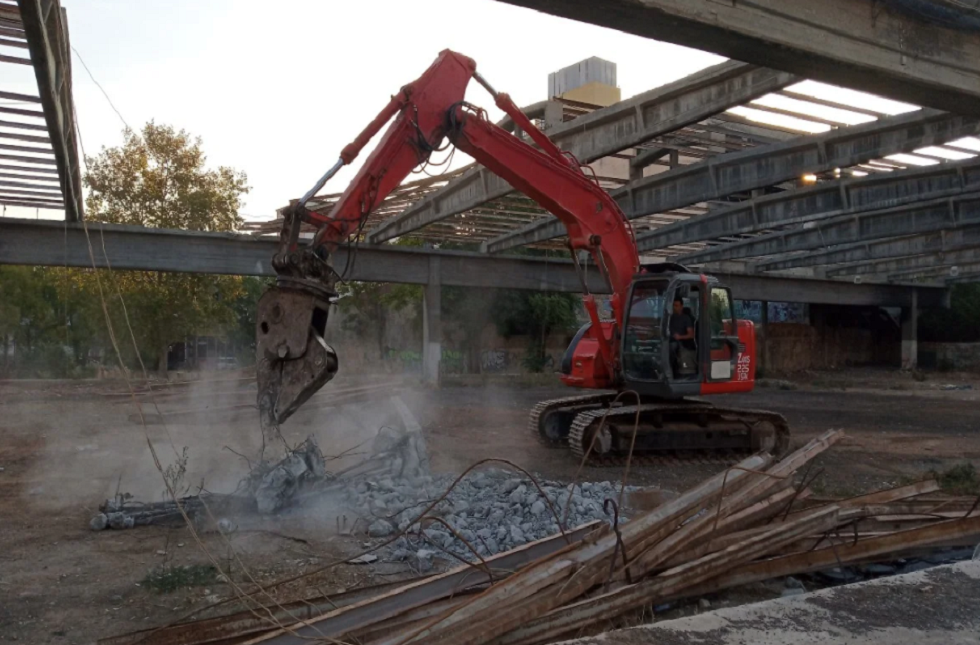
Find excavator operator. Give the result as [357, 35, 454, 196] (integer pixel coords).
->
[669, 298, 696, 377]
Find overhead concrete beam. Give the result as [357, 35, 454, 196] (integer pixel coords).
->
[891, 262, 980, 283]
[485, 109, 980, 253]
[755, 225, 980, 272]
[946, 271, 980, 284]
[630, 147, 671, 172]
[495, 0, 980, 115]
[637, 157, 980, 251]
[367, 62, 797, 244]
[19, 0, 82, 222]
[681, 192, 980, 264]
[0, 217, 945, 307]
[827, 247, 980, 278]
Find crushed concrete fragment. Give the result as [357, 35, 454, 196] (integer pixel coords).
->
[369, 519, 394, 538]
[348, 554, 378, 565]
[254, 436, 327, 514]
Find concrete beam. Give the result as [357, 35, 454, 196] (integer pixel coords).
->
[366, 62, 797, 244]
[637, 157, 980, 251]
[0, 218, 945, 307]
[630, 147, 670, 171]
[495, 0, 980, 116]
[946, 271, 980, 284]
[826, 247, 980, 278]
[681, 192, 980, 264]
[485, 109, 980, 253]
[890, 262, 980, 282]
[18, 1, 82, 222]
[755, 225, 980, 272]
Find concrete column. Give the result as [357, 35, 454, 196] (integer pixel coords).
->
[669, 149, 680, 168]
[760, 300, 769, 375]
[901, 289, 918, 370]
[422, 256, 442, 384]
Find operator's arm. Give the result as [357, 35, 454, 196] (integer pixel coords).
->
[672, 316, 695, 341]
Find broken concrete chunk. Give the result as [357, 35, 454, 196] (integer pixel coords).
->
[368, 519, 394, 538]
[348, 554, 378, 565]
[254, 435, 327, 514]
[107, 512, 133, 530]
[500, 479, 522, 494]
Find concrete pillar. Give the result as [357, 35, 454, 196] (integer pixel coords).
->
[669, 149, 680, 169]
[422, 256, 442, 385]
[901, 289, 918, 370]
[760, 300, 769, 375]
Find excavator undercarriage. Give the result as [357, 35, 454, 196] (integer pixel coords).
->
[529, 394, 791, 465]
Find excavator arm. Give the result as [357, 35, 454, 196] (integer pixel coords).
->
[257, 50, 639, 430]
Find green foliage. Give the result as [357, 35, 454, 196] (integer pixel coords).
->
[85, 122, 247, 232]
[227, 277, 271, 365]
[141, 564, 217, 594]
[336, 281, 423, 357]
[82, 122, 251, 373]
[491, 291, 579, 339]
[920, 283, 980, 342]
[1, 122, 254, 378]
[0, 266, 97, 378]
[491, 291, 579, 373]
[930, 463, 980, 496]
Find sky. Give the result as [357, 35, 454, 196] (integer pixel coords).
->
[0, 0, 732, 221]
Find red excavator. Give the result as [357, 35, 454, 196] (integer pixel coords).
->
[256, 50, 789, 463]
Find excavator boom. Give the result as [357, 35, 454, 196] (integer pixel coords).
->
[257, 50, 637, 431]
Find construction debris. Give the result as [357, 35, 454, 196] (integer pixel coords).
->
[101, 428, 980, 645]
[251, 436, 329, 513]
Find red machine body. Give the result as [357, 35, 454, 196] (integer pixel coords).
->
[257, 50, 787, 460]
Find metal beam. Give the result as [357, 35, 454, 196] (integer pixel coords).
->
[18, 0, 83, 222]
[485, 109, 980, 253]
[495, 0, 980, 115]
[755, 225, 980, 272]
[367, 62, 798, 244]
[682, 192, 980, 263]
[638, 157, 980, 251]
[0, 217, 944, 307]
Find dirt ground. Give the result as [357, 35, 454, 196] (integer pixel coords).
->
[2, 367, 979, 643]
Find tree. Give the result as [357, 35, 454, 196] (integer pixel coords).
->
[491, 290, 580, 372]
[336, 281, 423, 359]
[83, 122, 250, 374]
[920, 283, 980, 343]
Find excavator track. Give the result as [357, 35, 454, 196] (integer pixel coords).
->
[528, 393, 618, 448]
[567, 401, 791, 467]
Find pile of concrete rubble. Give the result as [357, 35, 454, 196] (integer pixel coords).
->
[344, 470, 633, 569]
[88, 402, 634, 565]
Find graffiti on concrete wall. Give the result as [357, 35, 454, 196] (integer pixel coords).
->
[384, 348, 422, 373]
[735, 301, 809, 325]
[480, 349, 509, 372]
[441, 349, 464, 374]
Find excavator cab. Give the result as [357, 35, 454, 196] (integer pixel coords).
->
[620, 265, 744, 397]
